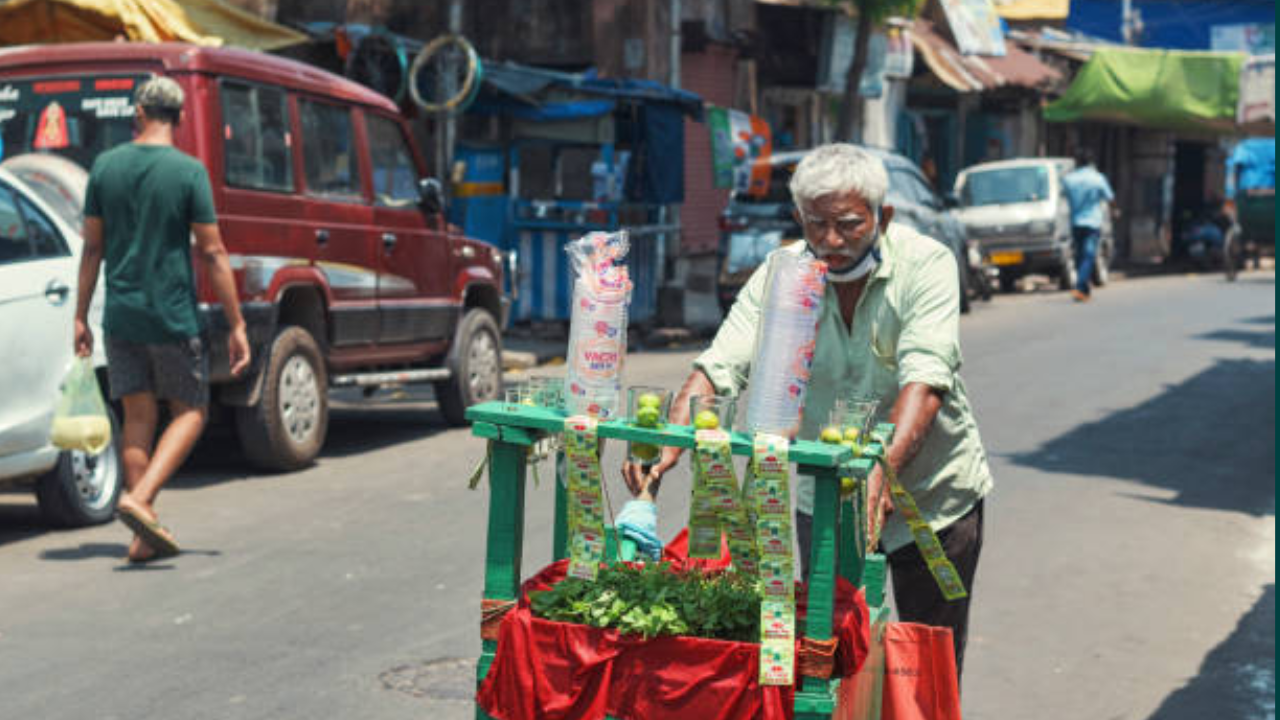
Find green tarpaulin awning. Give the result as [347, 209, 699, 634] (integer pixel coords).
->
[1044, 48, 1246, 134]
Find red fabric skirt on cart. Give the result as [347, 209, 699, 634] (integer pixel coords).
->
[477, 531, 869, 720]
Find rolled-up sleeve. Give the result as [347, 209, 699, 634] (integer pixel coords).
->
[896, 245, 961, 393]
[692, 254, 770, 397]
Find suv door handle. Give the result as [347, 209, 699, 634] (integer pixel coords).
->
[45, 280, 70, 304]
[381, 232, 397, 251]
[315, 228, 330, 246]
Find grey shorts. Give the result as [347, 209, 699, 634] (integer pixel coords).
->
[105, 335, 209, 408]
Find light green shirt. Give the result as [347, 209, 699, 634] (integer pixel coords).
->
[694, 223, 993, 553]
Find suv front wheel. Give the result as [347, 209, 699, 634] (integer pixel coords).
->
[437, 308, 503, 425]
[236, 326, 329, 471]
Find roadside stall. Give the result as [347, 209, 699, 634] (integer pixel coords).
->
[448, 62, 702, 325]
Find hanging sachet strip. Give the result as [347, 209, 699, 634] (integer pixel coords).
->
[752, 432, 795, 686]
[563, 416, 607, 580]
[691, 429, 757, 573]
[867, 451, 968, 602]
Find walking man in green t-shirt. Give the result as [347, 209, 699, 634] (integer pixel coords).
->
[73, 76, 250, 563]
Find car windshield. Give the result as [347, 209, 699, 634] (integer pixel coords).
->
[0, 75, 146, 170]
[962, 166, 1050, 207]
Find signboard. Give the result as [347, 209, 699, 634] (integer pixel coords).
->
[707, 105, 772, 195]
[1211, 23, 1276, 55]
[818, 16, 914, 96]
[938, 0, 1006, 56]
[1238, 54, 1275, 131]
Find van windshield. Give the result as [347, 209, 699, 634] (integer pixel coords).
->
[0, 75, 147, 171]
[962, 166, 1050, 207]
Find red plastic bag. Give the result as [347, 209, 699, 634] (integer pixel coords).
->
[881, 623, 961, 720]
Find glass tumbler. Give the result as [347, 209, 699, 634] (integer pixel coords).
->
[690, 394, 737, 433]
[627, 386, 671, 466]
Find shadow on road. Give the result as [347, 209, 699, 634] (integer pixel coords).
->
[1010, 355, 1275, 517]
[1144, 584, 1275, 720]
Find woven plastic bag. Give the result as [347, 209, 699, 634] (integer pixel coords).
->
[49, 358, 111, 455]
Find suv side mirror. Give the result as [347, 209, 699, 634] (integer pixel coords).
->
[418, 178, 445, 215]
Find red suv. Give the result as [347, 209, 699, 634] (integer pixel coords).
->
[0, 43, 507, 469]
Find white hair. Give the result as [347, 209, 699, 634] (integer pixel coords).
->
[788, 143, 889, 210]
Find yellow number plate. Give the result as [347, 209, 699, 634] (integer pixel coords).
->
[990, 250, 1024, 266]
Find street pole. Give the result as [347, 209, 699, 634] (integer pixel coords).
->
[1121, 0, 1133, 44]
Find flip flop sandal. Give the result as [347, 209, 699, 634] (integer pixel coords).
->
[117, 506, 180, 557]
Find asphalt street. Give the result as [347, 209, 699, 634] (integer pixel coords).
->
[0, 269, 1273, 720]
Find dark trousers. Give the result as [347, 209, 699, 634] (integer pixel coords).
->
[797, 499, 985, 681]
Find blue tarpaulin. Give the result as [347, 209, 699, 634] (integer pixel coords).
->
[1226, 138, 1275, 194]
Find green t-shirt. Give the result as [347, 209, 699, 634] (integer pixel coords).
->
[84, 143, 216, 343]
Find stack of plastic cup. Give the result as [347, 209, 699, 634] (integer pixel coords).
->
[563, 231, 632, 419]
[745, 251, 827, 436]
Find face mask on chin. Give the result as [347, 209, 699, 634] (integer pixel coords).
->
[808, 208, 881, 283]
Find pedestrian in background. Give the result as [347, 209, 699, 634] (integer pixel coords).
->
[73, 76, 250, 563]
[1062, 147, 1116, 302]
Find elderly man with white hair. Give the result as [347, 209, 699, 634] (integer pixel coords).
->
[625, 143, 993, 680]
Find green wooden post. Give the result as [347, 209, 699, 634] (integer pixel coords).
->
[837, 498, 862, 587]
[553, 452, 568, 560]
[794, 465, 840, 719]
[475, 439, 528, 690]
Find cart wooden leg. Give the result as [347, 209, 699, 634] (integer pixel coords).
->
[796, 466, 840, 719]
[553, 452, 568, 561]
[476, 439, 529, 697]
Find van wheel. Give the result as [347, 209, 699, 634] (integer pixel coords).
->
[999, 273, 1019, 294]
[437, 308, 503, 426]
[236, 326, 328, 471]
[1057, 255, 1078, 292]
[36, 403, 123, 527]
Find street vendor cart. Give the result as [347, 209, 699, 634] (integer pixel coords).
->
[465, 399, 898, 720]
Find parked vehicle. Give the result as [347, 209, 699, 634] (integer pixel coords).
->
[0, 164, 123, 526]
[953, 157, 1114, 292]
[0, 43, 507, 471]
[717, 147, 976, 313]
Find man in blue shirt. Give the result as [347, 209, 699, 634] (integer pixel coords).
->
[1061, 147, 1115, 302]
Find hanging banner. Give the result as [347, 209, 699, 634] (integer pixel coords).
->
[708, 105, 772, 195]
[938, 0, 1006, 56]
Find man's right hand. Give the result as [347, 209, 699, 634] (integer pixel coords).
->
[74, 318, 94, 358]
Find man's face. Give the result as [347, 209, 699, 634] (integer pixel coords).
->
[793, 190, 889, 273]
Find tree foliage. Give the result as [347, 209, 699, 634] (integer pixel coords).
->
[824, 0, 923, 142]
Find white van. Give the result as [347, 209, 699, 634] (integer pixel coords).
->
[954, 157, 1113, 291]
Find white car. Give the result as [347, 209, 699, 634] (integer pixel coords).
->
[0, 158, 122, 526]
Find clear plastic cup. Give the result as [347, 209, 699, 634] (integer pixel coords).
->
[690, 394, 736, 433]
[528, 375, 565, 412]
[827, 396, 880, 449]
[627, 386, 670, 465]
[504, 381, 533, 411]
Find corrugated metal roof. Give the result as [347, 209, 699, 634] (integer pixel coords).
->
[911, 18, 1063, 92]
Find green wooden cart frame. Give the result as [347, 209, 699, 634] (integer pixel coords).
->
[466, 400, 894, 720]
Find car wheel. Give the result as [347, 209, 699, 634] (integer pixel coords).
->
[1058, 254, 1078, 292]
[36, 402, 123, 527]
[437, 308, 503, 426]
[235, 326, 328, 471]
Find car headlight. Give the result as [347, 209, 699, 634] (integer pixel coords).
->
[1028, 220, 1054, 236]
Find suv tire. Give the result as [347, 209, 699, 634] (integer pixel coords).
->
[437, 308, 503, 426]
[36, 402, 123, 527]
[236, 326, 328, 471]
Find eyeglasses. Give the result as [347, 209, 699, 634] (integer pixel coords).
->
[799, 212, 869, 239]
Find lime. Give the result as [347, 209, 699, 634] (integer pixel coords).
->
[840, 477, 857, 496]
[632, 443, 660, 462]
[693, 410, 721, 430]
[843, 427, 861, 442]
[637, 392, 663, 409]
[635, 406, 661, 428]
[820, 426, 843, 444]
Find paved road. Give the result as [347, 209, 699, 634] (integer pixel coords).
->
[0, 271, 1272, 720]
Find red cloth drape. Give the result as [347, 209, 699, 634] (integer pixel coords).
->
[477, 541, 869, 720]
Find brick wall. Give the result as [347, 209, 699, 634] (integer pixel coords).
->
[681, 44, 737, 256]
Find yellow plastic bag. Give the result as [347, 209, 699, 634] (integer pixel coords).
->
[50, 358, 111, 455]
